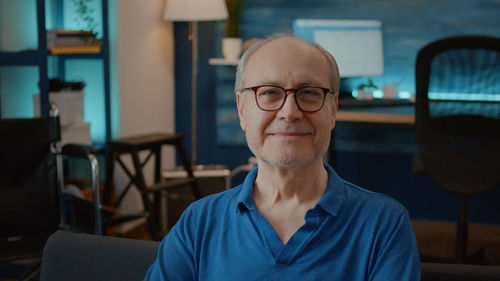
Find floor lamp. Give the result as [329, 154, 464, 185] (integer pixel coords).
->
[164, 0, 228, 165]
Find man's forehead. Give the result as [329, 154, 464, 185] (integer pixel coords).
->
[244, 37, 331, 85]
[252, 37, 316, 58]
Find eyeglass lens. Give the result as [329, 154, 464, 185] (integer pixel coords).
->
[255, 86, 325, 111]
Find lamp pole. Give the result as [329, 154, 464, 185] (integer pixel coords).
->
[163, 0, 228, 166]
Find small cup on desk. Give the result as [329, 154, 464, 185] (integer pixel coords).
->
[383, 84, 397, 99]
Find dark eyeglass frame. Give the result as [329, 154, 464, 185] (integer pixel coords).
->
[242, 85, 334, 112]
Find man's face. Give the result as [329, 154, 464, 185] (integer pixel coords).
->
[236, 37, 338, 168]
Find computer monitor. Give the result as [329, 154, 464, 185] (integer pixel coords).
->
[293, 19, 384, 78]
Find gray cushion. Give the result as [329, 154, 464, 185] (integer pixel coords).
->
[40, 230, 159, 281]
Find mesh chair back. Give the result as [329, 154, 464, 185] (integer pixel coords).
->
[0, 117, 61, 237]
[415, 35, 500, 195]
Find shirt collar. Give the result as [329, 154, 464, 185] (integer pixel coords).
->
[315, 164, 344, 216]
[236, 166, 259, 212]
[235, 163, 345, 216]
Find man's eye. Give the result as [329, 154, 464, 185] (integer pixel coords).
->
[299, 88, 321, 96]
[263, 90, 279, 95]
[259, 88, 281, 96]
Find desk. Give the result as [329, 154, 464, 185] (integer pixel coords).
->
[330, 106, 422, 224]
[336, 105, 415, 124]
[331, 105, 417, 162]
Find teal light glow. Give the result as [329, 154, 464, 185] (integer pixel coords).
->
[0, 1, 38, 118]
[398, 91, 411, 99]
[63, 0, 103, 38]
[62, 0, 108, 144]
[0, 0, 38, 51]
[351, 89, 358, 98]
[65, 59, 106, 144]
[373, 90, 383, 99]
[0, 66, 39, 118]
[428, 92, 500, 102]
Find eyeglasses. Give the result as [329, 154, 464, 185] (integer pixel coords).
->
[242, 85, 333, 112]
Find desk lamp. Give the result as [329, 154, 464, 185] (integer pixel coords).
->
[164, 0, 228, 164]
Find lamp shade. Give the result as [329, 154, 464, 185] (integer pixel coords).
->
[164, 0, 228, 21]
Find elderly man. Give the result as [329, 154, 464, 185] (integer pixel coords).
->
[144, 34, 421, 280]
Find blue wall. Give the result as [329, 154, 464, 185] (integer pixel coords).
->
[174, 0, 500, 223]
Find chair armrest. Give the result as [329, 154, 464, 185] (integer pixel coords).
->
[41, 230, 159, 281]
[61, 143, 103, 234]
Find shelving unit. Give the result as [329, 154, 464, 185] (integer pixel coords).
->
[0, 0, 111, 141]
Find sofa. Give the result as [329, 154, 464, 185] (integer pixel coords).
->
[40, 230, 500, 281]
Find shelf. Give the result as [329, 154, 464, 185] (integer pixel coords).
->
[50, 46, 101, 55]
[208, 58, 239, 66]
[0, 50, 104, 66]
[0, 0, 111, 141]
[52, 53, 104, 59]
[0, 51, 41, 66]
[337, 104, 415, 124]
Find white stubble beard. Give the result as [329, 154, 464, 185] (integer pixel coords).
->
[246, 132, 331, 169]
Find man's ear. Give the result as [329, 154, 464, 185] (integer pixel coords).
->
[330, 92, 339, 130]
[236, 92, 246, 131]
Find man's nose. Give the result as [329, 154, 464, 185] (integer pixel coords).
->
[277, 92, 303, 120]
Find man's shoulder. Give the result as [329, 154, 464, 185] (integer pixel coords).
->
[340, 179, 408, 215]
[325, 164, 406, 213]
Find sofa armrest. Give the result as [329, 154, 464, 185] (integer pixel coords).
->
[41, 230, 159, 281]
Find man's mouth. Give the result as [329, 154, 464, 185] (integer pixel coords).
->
[270, 132, 308, 136]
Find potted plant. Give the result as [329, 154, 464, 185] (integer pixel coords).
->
[222, 0, 243, 61]
[71, 0, 99, 43]
[356, 78, 378, 99]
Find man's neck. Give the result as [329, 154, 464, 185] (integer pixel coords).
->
[252, 159, 329, 245]
[253, 159, 328, 207]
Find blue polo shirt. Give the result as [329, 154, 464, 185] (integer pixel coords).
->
[144, 164, 421, 281]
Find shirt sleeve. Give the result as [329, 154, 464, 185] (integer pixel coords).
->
[143, 206, 197, 281]
[368, 209, 421, 281]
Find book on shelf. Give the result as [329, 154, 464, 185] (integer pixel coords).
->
[54, 37, 102, 47]
[50, 46, 101, 55]
[50, 29, 93, 35]
[47, 29, 101, 49]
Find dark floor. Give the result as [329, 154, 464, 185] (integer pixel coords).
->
[412, 220, 500, 265]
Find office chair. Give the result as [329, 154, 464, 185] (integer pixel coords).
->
[0, 105, 103, 280]
[414, 35, 500, 264]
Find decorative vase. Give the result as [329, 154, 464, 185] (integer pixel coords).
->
[222, 37, 242, 61]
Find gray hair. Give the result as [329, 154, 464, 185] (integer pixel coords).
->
[234, 32, 340, 93]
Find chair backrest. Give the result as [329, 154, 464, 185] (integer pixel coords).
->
[415, 35, 500, 195]
[0, 116, 62, 237]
